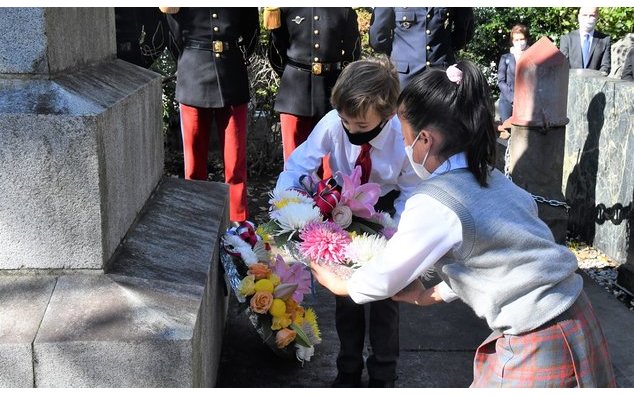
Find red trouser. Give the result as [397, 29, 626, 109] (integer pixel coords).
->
[180, 103, 248, 222]
[280, 113, 332, 179]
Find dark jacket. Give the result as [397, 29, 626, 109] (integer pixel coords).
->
[369, 7, 474, 89]
[166, 7, 259, 108]
[622, 47, 633, 81]
[559, 29, 611, 74]
[268, 7, 361, 117]
[497, 52, 517, 104]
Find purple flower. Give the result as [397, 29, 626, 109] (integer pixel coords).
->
[270, 255, 312, 303]
[299, 222, 351, 266]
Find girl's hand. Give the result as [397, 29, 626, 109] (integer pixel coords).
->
[393, 279, 443, 306]
[310, 262, 349, 296]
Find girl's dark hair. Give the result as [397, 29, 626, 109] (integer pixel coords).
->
[397, 60, 496, 187]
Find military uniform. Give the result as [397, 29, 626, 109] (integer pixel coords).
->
[267, 7, 360, 163]
[164, 7, 259, 222]
[369, 7, 474, 89]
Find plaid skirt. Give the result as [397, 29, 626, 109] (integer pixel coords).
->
[471, 291, 616, 387]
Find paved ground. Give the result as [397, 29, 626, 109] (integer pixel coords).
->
[216, 271, 634, 388]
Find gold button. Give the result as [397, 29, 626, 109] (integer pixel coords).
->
[341, 49, 345, 55]
[427, 14, 431, 18]
[426, 29, 431, 34]
[426, 61, 431, 66]
[212, 13, 218, 18]
[447, 12, 450, 17]
[314, 57, 319, 62]
[215, 53, 221, 58]
[402, 16, 407, 21]
[314, 15, 319, 20]
[426, 45, 431, 50]
[314, 43, 320, 49]
[213, 26, 219, 32]
[314, 29, 319, 35]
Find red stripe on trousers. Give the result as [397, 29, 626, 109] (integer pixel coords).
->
[180, 103, 248, 222]
[280, 113, 332, 180]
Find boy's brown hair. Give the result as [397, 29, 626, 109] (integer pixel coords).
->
[330, 56, 400, 120]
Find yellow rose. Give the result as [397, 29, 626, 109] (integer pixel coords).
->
[271, 314, 292, 330]
[248, 263, 271, 280]
[254, 278, 274, 293]
[269, 298, 286, 317]
[275, 328, 296, 349]
[250, 291, 273, 314]
[238, 275, 255, 296]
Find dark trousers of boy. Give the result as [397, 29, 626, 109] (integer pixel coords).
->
[335, 190, 401, 386]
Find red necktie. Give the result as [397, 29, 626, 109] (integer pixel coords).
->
[354, 143, 372, 184]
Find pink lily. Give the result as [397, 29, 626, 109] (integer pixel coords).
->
[270, 255, 312, 303]
[338, 165, 380, 219]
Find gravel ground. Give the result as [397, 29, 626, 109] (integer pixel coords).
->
[568, 240, 634, 312]
[164, 144, 633, 313]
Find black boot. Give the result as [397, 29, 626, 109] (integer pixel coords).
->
[331, 372, 362, 388]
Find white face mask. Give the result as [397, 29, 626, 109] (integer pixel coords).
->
[579, 16, 597, 32]
[513, 40, 527, 51]
[404, 131, 432, 180]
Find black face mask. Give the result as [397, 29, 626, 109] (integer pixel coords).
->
[342, 119, 387, 146]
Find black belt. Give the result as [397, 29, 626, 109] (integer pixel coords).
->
[184, 39, 236, 53]
[287, 58, 343, 75]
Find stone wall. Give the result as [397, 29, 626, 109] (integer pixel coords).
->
[563, 70, 634, 264]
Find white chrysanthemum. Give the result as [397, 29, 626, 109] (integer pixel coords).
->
[372, 211, 397, 229]
[270, 203, 323, 239]
[268, 187, 314, 211]
[222, 234, 259, 265]
[345, 233, 388, 269]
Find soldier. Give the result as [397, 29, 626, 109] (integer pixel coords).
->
[161, 7, 259, 223]
[266, 7, 361, 169]
[369, 7, 474, 89]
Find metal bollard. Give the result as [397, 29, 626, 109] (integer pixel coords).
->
[505, 36, 570, 243]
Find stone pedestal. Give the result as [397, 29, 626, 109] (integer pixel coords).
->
[507, 126, 569, 243]
[1, 7, 230, 387]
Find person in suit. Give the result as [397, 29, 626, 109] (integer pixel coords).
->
[266, 7, 361, 170]
[161, 7, 259, 223]
[497, 24, 530, 122]
[559, 7, 611, 75]
[369, 7, 474, 89]
[622, 47, 634, 81]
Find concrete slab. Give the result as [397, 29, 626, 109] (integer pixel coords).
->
[108, 178, 229, 287]
[34, 274, 202, 387]
[581, 272, 634, 387]
[0, 276, 56, 387]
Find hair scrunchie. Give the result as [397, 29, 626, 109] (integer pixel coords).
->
[446, 64, 463, 85]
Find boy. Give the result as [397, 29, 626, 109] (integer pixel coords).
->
[275, 58, 421, 387]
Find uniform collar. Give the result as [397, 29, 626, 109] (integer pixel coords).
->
[430, 152, 468, 178]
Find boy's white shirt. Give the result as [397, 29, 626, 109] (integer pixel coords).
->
[275, 109, 423, 224]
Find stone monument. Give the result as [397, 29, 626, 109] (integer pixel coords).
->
[0, 8, 229, 387]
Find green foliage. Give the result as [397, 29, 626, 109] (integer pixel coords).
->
[462, 7, 634, 97]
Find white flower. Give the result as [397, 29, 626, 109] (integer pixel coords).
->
[371, 211, 397, 229]
[331, 204, 353, 229]
[268, 187, 314, 211]
[345, 233, 388, 269]
[295, 344, 315, 364]
[222, 234, 259, 265]
[270, 203, 323, 239]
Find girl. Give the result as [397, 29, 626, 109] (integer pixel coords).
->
[311, 60, 616, 387]
[497, 24, 530, 122]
